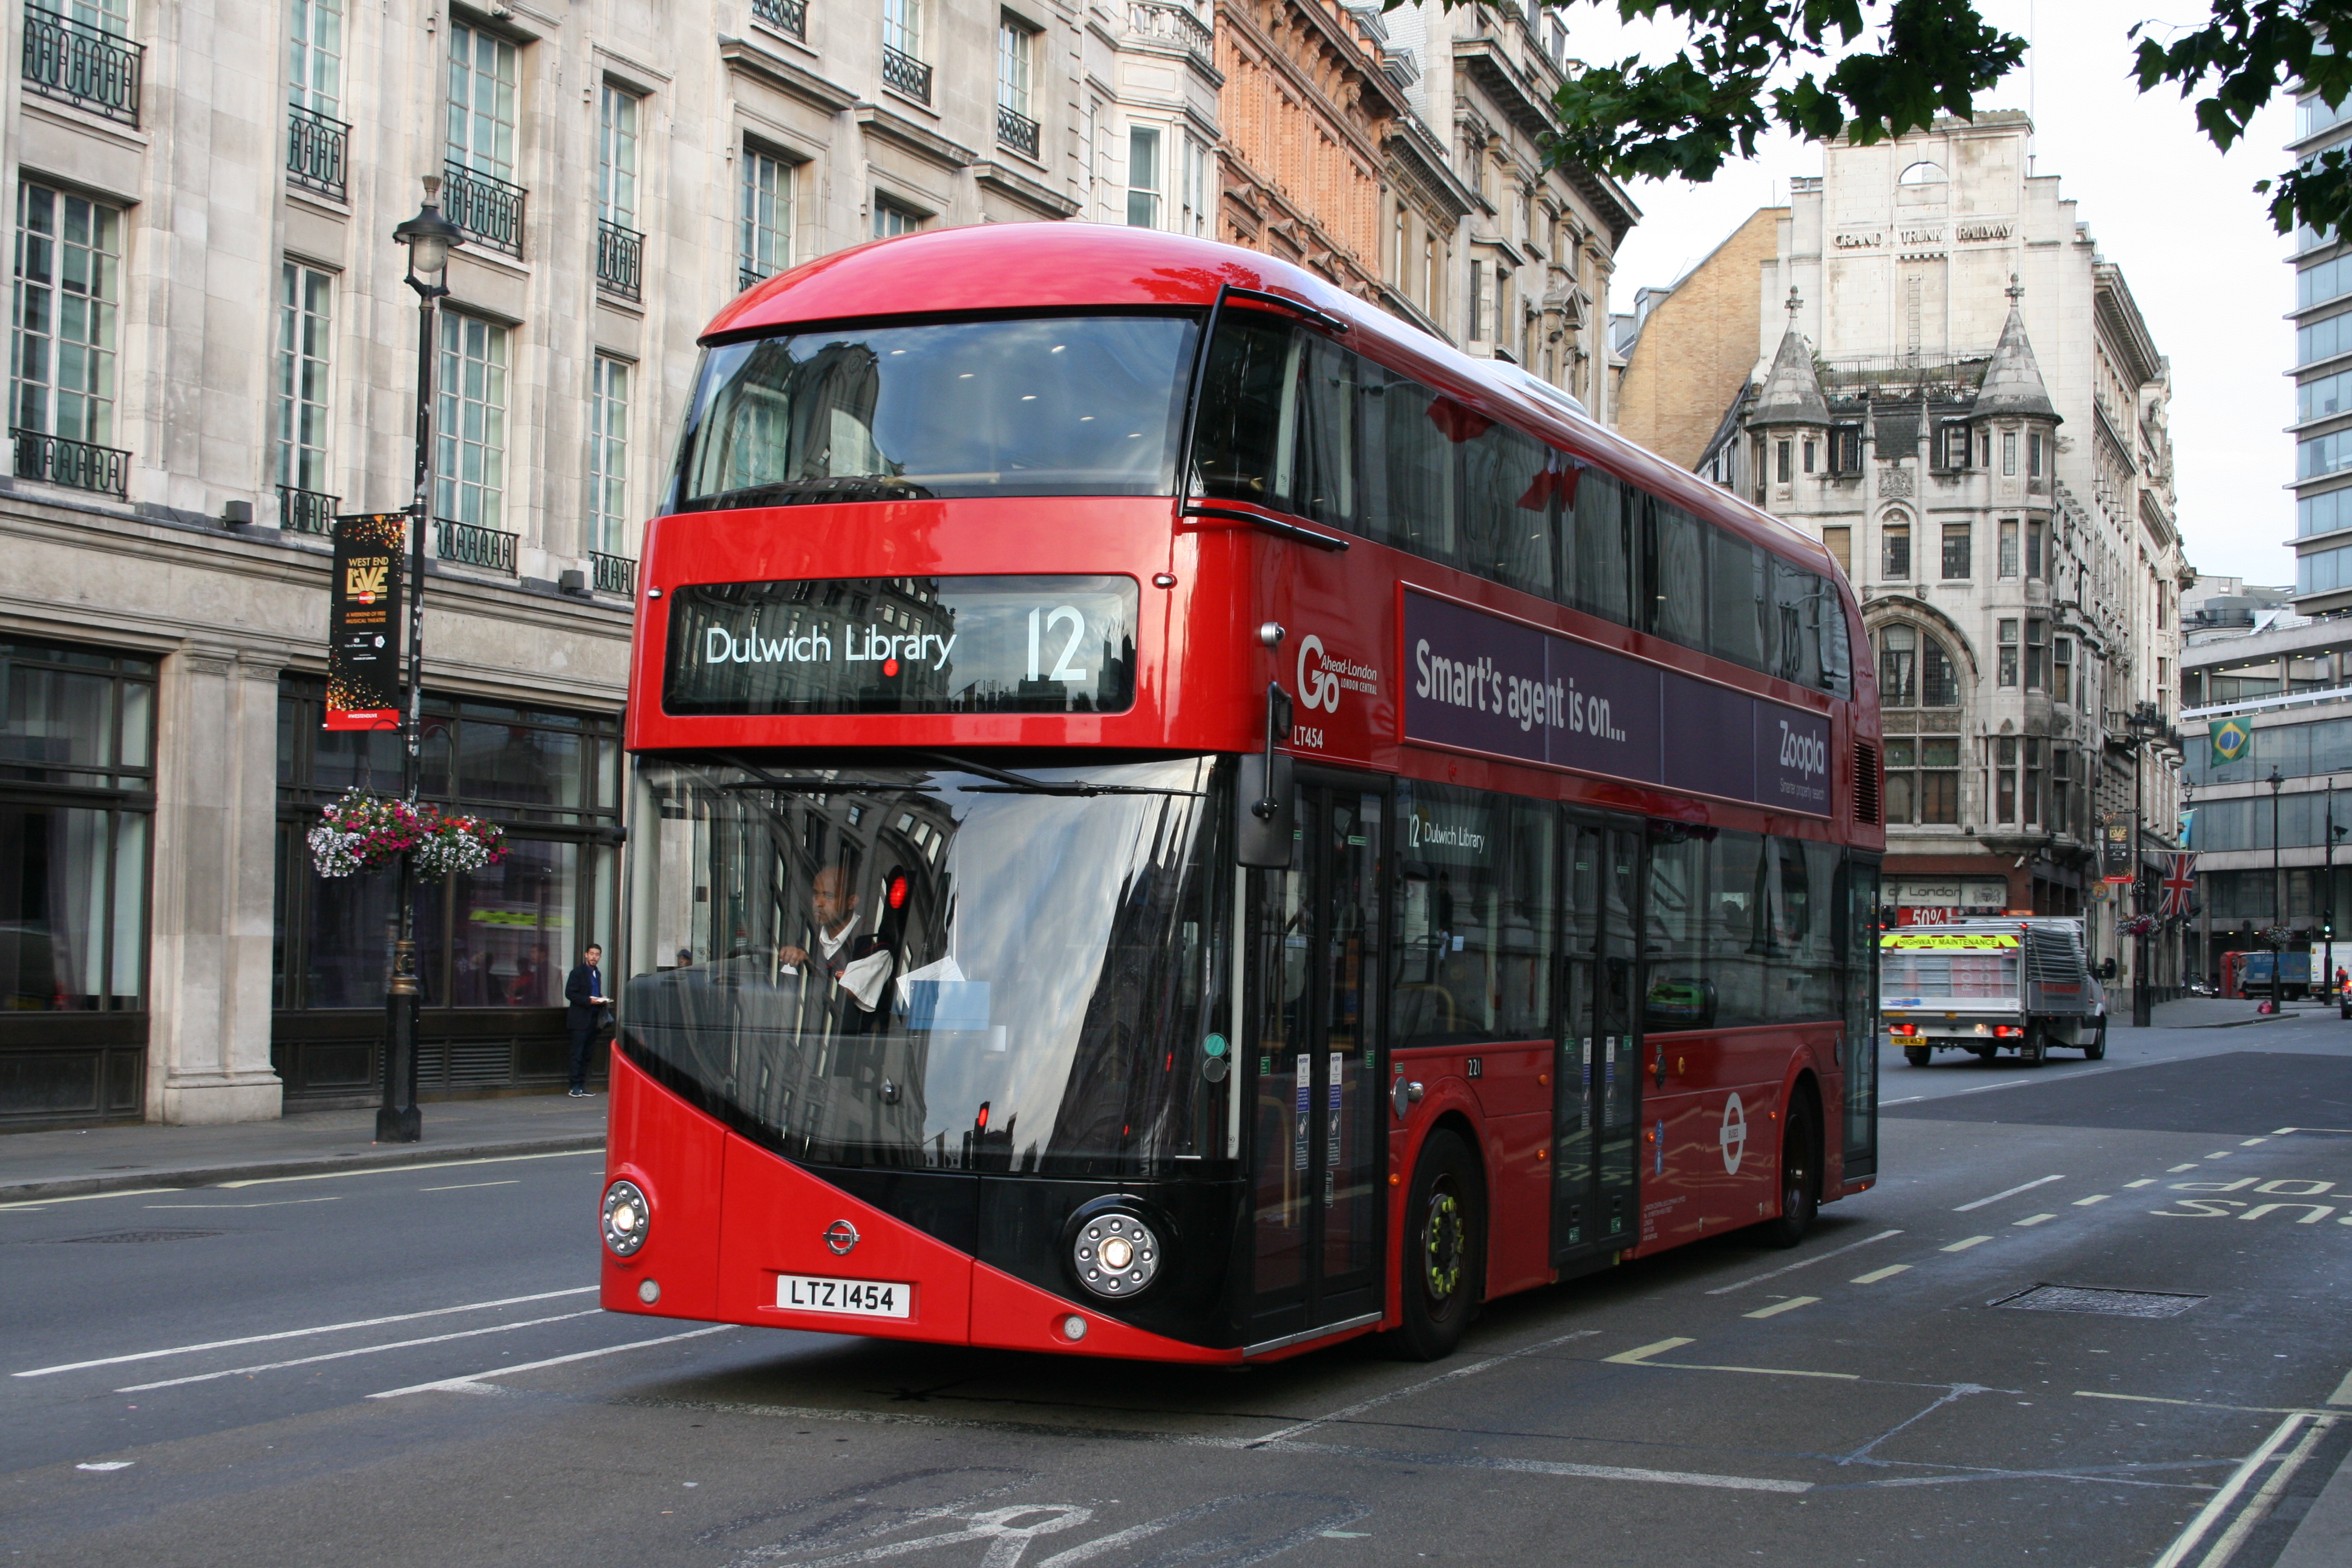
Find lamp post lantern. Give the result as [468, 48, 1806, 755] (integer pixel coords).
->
[2269, 763, 2287, 1018]
[376, 179, 463, 1146]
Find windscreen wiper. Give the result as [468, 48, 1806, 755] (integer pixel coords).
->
[702, 753, 936, 795]
[702, 475, 935, 510]
[914, 751, 1203, 799]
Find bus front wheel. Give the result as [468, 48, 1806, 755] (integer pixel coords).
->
[1756, 1096, 1821, 1249]
[1390, 1129, 1483, 1362]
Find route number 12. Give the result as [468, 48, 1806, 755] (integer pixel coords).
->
[1027, 606, 1088, 682]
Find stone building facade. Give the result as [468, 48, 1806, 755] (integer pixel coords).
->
[1624, 116, 2189, 990]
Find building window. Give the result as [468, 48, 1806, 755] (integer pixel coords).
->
[434, 312, 508, 530]
[1883, 735, 1962, 825]
[873, 197, 920, 239]
[1998, 619, 2019, 686]
[1775, 439, 1792, 483]
[2053, 636, 2073, 704]
[1941, 522, 1971, 580]
[1831, 426, 1861, 473]
[1181, 137, 1209, 237]
[1802, 439, 1817, 475]
[998, 14, 1031, 119]
[1995, 735, 2018, 823]
[1882, 520, 1911, 580]
[884, 0, 923, 60]
[1126, 126, 1160, 227]
[1939, 422, 1970, 469]
[274, 261, 333, 497]
[11, 183, 122, 451]
[1877, 624, 1961, 710]
[1469, 260, 1483, 341]
[2027, 518, 2046, 578]
[289, 0, 343, 116]
[2025, 616, 2047, 690]
[1998, 518, 2019, 577]
[1423, 235, 1437, 318]
[2028, 430, 2044, 477]
[597, 83, 638, 229]
[446, 21, 518, 182]
[740, 145, 792, 286]
[2001, 429, 2018, 476]
[587, 354, 629, 558]
[1823, 526, 1852, 578]
[2299, 310, 2352, 367]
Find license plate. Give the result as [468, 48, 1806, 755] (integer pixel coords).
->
[774, 1273, 911, 1319]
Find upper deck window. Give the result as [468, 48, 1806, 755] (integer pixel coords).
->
[671, 314, 1197, 511]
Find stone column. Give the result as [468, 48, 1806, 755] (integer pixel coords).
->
[147, 644, 284, 1124]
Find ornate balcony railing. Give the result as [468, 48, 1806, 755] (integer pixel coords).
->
[996, 103, 1040, 158]
[595, 219, 642, 302]
[740, 263, 771, 293]
[750, 0, 806, 38]
[434, 516, 517, 573]
[11, 428, 128, 497]
[591, 551, 636, 596]
[21, 6, 142, 126]
[286, 104, 350, 201]
[277, 485, 338, 535]
[441, 162, 526, 258]
[882, 44, 932, 105]
[1123, 1, 1214, 71]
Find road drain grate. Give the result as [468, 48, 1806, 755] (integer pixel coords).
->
[51, 1230, 224, 1244]
[1993, 1284, 2203, 1318]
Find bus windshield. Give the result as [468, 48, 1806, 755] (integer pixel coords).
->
[623, 756, 1233, 1177]
[670, 315, 1200, 511]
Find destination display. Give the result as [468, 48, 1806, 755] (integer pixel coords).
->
[1401, 589, 1834, 817]
[664, 574, 1138, 716]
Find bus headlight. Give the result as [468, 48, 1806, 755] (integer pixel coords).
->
[603, 1179, 650, 1257]
[1071, 1210, 1160, 1298]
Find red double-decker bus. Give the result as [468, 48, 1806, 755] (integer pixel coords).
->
[597, 224, 1884, 1364]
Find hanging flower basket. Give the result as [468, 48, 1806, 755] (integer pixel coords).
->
[2115, 913, 2155, 938]
[307, 789, 508, 883]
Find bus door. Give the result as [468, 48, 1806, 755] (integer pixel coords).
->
[1245, 779, 1386, 1345]
[1552, 813, 1644, 1265]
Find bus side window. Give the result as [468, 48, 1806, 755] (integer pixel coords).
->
[1459, 420, 1555, 600]
[1191, 315, 1293, 508]
[1290, 335, 1358, 532]
[1647, 499, 1708, 650]
[1363, 370, 1457, 564]
[1569, 466, 1632, 627]
[1709, 532, 1766, 672]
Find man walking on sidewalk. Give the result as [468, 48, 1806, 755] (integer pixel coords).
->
[564, 944, 611, 1098]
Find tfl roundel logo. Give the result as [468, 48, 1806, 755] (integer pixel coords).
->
[1298, 635, 1342, 714]
[824, 1219, 860, 1255]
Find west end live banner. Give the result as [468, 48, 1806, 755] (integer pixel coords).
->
[325, 513, 408, 731]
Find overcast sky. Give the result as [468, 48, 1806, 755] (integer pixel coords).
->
[1582, 0, 2298, 589]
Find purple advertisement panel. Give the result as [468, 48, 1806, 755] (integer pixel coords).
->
[1402, 589, 1832, 818]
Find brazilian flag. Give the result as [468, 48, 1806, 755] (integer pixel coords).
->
[2210, 716, 2253, 768]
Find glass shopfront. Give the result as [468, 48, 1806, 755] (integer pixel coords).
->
[0, 639, 154, 1128]
[271, 678, 621, 1103]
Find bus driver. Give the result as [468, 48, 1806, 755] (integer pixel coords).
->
[779, 864, 895, 1031]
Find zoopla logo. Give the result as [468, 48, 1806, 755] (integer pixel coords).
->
[1298, 635, 1341, 714]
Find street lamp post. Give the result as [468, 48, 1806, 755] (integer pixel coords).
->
[2129, 704, 2154, 1028]
[375, 180, 463, 1146]
[2269, 763, 2287, 1018]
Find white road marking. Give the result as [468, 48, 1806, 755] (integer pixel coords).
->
[1953, 1078, 2032, 1097]
[2191, 1416, 2336, 1568]
[2076, 1392, 2338, 1417]
[1954, 1175, 2063, 1212]
[2127, 1179, 2157, 1188]
[1245, 1328, 1598, 1448]
[13, 1285, 598, 1377]
[2328, 1368, 2352, 1407]
[1852, 1266, 1911, 1284]
[1743, 1296, 1819, 1320]
[116, 1310, 603, 1391]
[1599, 1336, 1857, 1381]
[1882, 1096, 1925, 1106]
[2013, 1214, 2057, 1227]
[0, 1188, 174, 1213]
[1942, 1235, 1993, 1252]
[419, 1181, 521, 1192]
[217, 1149, 600, 1189]
[142, 1197, 342, 1209]
[2170, 1164, 2201, 1173]
[1702, 1229, 1903, 1295]
[2240, 1138, 2270, 1147]
[2149, 1413, 2309, 1568]
[1604, 1338, 1694, 1366]
[2275, 1126, 2352, 1135]
[2074, 1195, 2111, 1206]
[2206, 1152, 2232, 1160]
[368, 1324, 733, 1398]
[75, 1462, 132, 1471]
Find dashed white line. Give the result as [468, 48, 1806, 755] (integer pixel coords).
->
[420, 1181, 522, 1192]
[1953, 1078, 2031, 1097]
[1955, 1175, 2064, 1212]
[1246, 1328, 1598, 1448]
[116, 1310, 603, 1391]
[2169, 1164, 2200, 1173]
[1743, 1296, 1819, 1320]
[14, 1285, 599, 1377]
[2240, 1137, 2270, 1147]
[2073, 1195, 2109, 1207]
[1941, 1235, 1993, 1252]
[2206, 1152, 2232, 1160]
[143, 1197, 342, 1210]
[2012, 1214, 2057, 1228]
[1852, 1266, 1911, 1284]
[1702, 1230, 1903, 1295]
[0, 1188, 174, 1213]
[369, 1324, 734, 1398]
[2126, 1179, 2157, 1189]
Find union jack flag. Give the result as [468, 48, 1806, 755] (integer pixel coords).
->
[2160, 852, 2198, 920]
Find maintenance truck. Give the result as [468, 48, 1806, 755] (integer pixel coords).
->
[1881, 918, 2108, 1067]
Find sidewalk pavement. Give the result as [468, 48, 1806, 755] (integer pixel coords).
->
[0, 1093, 607, 1204]
[2146, 995, 2345, 1029]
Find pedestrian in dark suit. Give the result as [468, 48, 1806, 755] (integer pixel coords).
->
[564, 944, 610, 1097]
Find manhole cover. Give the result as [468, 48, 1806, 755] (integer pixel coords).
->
[51, 1230, 224, 1244]
[1993, 1284, 2203, 1319]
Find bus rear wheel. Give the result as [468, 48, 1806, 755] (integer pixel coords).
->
[1755, 1096, 1821, 1249]
[1389, 1129, 1483, 1362]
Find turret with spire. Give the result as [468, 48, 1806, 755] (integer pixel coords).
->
[1975, 275, 2060, 423]
[1751, 287, 1832, 426]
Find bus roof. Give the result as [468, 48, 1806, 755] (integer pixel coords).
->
[703, 224, 1847, 586]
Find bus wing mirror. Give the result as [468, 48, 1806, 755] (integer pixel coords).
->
[1236, 752, 1295, 868]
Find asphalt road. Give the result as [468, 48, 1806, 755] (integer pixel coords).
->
[7, 1008, 2352, 1568]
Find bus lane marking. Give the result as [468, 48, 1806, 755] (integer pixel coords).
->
[1244, 1328, 1598, 1449]
[370, 1324, 734, 1398]
[2188, 1416, 2336, 1568]
[2147, 1413, 2311, 1568]
[1702, 1229, 1902, 1295]
[15, 1285, 601, 1377]
[1744, 1296, 1820, 1319]
[1602, 1336, 1858, 1382]
[0, 1188, 174, 1213]
[116, 1309, 603, 1391]
[1954, 1176, 2063, 1212]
